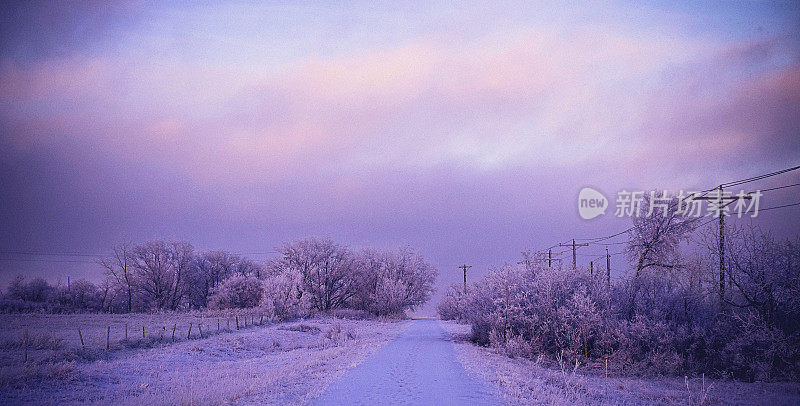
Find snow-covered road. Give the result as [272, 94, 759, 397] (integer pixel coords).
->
[313, 318, 500, 405]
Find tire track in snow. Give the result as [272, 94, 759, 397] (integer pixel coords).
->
[313, 318, 500, 405]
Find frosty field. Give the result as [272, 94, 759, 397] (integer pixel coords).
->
[441, 321, 800, 406]
[0, 314, 404, 405]
[0, 312, 268, 354]
[2, 314, 800, 405]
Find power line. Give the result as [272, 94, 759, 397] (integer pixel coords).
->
[722, 165, 800, 188]
[589, 240, 629, 246]
[753, 183, 800, 193]
[575, 165, 800, 245]
[759, 201, 800, 212]
[578, 227, 635, 243]
[547, 165, 800, 279]
[0, 257, 98, 264]
[0, 250, 278, 259]
[0, 250, 107, 257]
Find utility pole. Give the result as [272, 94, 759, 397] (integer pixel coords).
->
[517, 251, 532, 270]
[459, 264, 472, 294]
[692, 185, 751, 310]
[560, 239, 588, 269]
[521, 250, 562, 269]
[606, 248, 611, 288]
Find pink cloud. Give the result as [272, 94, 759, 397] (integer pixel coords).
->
[1, 25, 796, 192]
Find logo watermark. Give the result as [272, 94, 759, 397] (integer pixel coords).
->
[578, 189, 763, 220]
[578, 187, 608, 220]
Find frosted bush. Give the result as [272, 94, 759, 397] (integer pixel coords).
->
[440, 227, 800, 381]
[437, 284, 469, 321]
[260, 270, 310, 320]
[208, 275, 264, 309]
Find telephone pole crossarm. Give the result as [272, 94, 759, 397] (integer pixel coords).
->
[559, 239, 589, 269]
[458, 264, 472, 294]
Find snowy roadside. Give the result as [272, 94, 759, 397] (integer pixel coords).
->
[0, 317, 406, 405]
[440, 321, 800, 405]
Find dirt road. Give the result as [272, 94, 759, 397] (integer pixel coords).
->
[313, 318, 500, 405]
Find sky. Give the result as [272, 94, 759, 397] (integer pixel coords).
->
[1, 1, 799, 313]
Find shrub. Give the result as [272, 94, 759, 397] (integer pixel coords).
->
[437, 284, 468, 321]
[440, 232, 800, 382]
[260, 270, 310, 320]
[208, 276, 264, 309]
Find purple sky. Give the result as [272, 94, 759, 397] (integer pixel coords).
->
[1, 1, 799, 312]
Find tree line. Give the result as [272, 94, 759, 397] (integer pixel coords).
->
[439, 193, 800, 381]
[1, 238, 437, 318]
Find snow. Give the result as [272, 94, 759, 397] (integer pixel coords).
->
[5, 314, 796, 405]
[313, 318, 500, 405]
[0, 316, 403, 405]
[440, 321, 800, 405]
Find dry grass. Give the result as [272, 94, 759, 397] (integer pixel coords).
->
[440, 320, 800, 406]
[0, 316, 405, 405]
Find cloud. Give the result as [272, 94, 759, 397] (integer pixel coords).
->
[1, 2, 799, 303]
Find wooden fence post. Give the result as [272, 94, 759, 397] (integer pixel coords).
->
[78, 328, 85, 349]
[142, 325, 145, 339]
[187, 323, 193, 339]
[172, 324, 177, 342]
[198, 324, 203, 338]
[236, 316, 239, 330]
[107, 326, 110, 350]
[125, 324, 128, 340]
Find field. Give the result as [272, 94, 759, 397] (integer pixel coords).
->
[3, 314, 799, 405]
[441, 321, 800, 405]
[0, 311, 272, 358]
[0, 313, 404, 405]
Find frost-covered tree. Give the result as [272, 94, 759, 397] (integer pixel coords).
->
[269, 240, 436, 315]
[53, 279, 103, 312]
[626, 191, 699, 277]
[437, 284, 469, 321]
[100, 243, 135, 312]
[275, 238, 357, 311]
[130, 240, 173, 310]
[208, 275, 264, 309]
[188, 250, 244, 308]
[7, 276, 55, 303]
[725, 225, 800, 334]
[366, 247, 437, 315]
[233, 257, 263, 278]
[167, 241, 194, 310]
[260, 269, 308, 319]
[130, 240, 196, 311]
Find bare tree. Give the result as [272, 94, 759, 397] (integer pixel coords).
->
[233, 257, 262, 278]
[100, 243, 134, 312]
[626, 191, 699, 277]
[168, 241, 194, 310]
[725, 224, 800, 333]
[130, 240, 173, 311]
[202, 250, 238, 288]
[208, 275, 264, 309]
[276, 238, 357, 311]
[351, 246, 437, 315]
